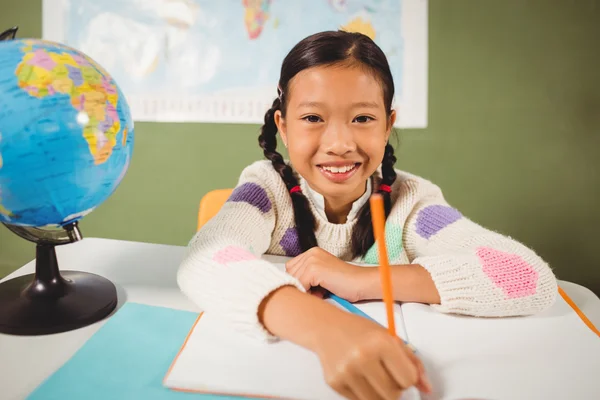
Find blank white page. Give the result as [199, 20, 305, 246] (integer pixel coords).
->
[400, 282, 600, 400]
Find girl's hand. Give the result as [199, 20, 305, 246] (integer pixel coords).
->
[259, 287, 432, 400]
[314, 309, 432, 400]
[285, 247, 372, 302]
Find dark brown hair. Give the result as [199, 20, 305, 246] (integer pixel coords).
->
[258, 30, 397, 258]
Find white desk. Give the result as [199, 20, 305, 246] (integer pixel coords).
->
[0, 238, 599, 400]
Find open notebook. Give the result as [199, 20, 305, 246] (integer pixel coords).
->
[163, 297, 420, 400]
[164, 265, 600, 400]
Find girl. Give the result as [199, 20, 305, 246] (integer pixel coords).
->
[178, 31, 558, 400]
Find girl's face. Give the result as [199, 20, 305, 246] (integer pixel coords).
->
[275, 65, 395, 206]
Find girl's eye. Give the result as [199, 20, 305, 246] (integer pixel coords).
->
[353, 115, 374, 123]
[302, 115, 323, 123]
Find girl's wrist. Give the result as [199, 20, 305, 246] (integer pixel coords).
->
[356, 266, 385, 301]
[258, 285, 349, 352]
[358, 264, 441, 304]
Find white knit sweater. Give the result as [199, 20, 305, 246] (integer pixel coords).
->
[177, 161, 558, 340]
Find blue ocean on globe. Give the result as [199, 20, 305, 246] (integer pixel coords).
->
[0, 39, 134, 227]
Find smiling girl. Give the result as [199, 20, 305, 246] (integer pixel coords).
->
[177, 31, 558, 400]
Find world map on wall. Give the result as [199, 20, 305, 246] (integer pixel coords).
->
[63, 0, 402, 95]
[44, 0, 427, 127]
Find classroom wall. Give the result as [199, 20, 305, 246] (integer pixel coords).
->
[1, 1, 599, 295]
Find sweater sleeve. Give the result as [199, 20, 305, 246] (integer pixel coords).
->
[176, 163, 305, 341]
[401, 178, 558, 317]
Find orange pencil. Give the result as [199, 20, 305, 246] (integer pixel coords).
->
[369, 193, 396, 336]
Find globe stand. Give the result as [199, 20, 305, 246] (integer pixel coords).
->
[0, 222, 117, 335]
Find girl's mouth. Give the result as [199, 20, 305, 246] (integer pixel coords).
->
[316, 163, 361, 183]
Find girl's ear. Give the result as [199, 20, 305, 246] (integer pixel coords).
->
[274, 110, 288, 147]
[385, 110, 397, 141]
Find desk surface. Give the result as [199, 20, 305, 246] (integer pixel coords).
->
[0, 237, 599, 400]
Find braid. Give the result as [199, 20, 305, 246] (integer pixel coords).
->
[351, 142, 397, 259]
[258, 97, 318, 252]
[380, 142, 397, 213]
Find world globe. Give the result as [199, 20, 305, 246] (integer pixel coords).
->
[0, 29, 133, 336]
[0, 38, 134, 228]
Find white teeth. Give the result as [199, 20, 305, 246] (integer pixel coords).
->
[321, 164, 356, 174]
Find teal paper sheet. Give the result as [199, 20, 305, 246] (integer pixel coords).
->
[27, 302, 240, 399]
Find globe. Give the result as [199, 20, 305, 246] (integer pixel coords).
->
[0, 30, 133, 336]
[0, 38, 134, 227]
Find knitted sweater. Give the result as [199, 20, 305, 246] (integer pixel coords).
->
[177, 161, 558, 340]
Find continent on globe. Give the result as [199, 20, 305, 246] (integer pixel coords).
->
[0, 181, 11, 218]
[243, 0, 272, 39]
[0, 199, 13, 220]
[0, 186, 11, 220]
[341, 16, 376, 40]
[15, 47, 121, 165]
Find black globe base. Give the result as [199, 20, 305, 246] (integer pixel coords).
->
[0, 243, 117, 335]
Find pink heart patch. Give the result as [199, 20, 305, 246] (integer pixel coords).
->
[213, 246, 256, 265]
[476, 247, 538, 299]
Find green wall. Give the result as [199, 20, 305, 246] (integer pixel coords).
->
[1, 1, 599, 295]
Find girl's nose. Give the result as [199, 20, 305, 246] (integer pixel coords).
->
[321, 123, 356, 156]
